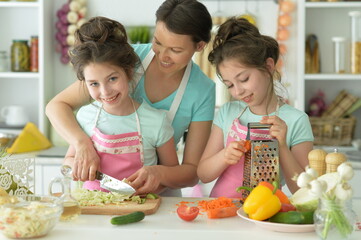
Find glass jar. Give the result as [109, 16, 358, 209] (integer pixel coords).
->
[0, 51, 9, 72]
[349, 11, 361, 74]
[30, 36, 38, 72]
[49, 165, 81, 222]
[332, 37, 346, 74]
[314, 197, 356, 240]
[11, 40, 30, 72]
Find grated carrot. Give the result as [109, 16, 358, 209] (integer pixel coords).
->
[197, 197, 236, 212]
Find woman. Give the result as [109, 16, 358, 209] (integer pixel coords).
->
[46, 0, 215, 196]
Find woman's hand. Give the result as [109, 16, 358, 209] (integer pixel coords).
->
[261, 115, 288, 147]
[224, 140, 248, 165]
[72, 139, 100, 181]
[127, 166, 162, 195]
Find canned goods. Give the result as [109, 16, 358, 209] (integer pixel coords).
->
[11, 40, 30, 72]
[0, 51, 8, 72]
[30, 36, 38, 72]
[349, 11, 361, 74]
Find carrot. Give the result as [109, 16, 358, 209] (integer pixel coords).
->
[198, 197, 239, 219]
[244, 140, 251, 152]
[207, 206, 239, 219]
[258, 181, 290, 204]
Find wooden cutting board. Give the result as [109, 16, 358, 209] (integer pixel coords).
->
[80, 198, 161, 215]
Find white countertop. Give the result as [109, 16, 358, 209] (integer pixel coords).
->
[1, 197, 359, 240]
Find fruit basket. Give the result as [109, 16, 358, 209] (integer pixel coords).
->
[309, 116, 356, 146]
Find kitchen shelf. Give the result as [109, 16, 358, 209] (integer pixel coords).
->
[306, 1, 361, 8]
[0, 1, 39, 8]
[0, 72, 40, 78]
[305, 74, 361, 80]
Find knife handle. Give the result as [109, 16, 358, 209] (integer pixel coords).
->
[62, 165, 103, 180]
[95, 171, 103, 180]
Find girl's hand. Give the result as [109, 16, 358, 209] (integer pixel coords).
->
[72, 141, 100, 181]
[224, 140, 248, 165]
[127, 166, 161, 195]
[260, 116, 287, 147]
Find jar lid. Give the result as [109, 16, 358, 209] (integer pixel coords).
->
[332, 37, 346, 42]
[349, 11, 361, 17]
[12, 40, 28, 43]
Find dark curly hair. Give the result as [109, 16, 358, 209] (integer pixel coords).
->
[69, 16, 140, 83]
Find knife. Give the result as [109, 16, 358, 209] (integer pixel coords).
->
[95, 171, 136, 195]
[61, 165, 136, 195]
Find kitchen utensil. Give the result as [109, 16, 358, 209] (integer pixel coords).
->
[242, 122, 280, 199]
[80, 198, 161, 215]
[0, 105, 29, 126]
[96, 171, 136, 195]
[59, 165, 136, 195]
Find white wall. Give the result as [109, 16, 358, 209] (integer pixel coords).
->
[51, 0, 296, 101]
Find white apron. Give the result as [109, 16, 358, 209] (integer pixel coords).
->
[134, 49, 192, 196]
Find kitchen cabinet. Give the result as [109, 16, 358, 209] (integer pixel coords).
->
[297, 0, 361, 139]
[34, 161, 62, 195]
[0, 0, 54, 137]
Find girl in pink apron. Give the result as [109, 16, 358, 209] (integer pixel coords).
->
[62, 17, 179, 194]
[198, 17, 313, 196]
[210, 105, 278, 198]
[82, 100, 144, 191]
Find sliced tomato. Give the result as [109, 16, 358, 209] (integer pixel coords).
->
[177, 205, 199, 222]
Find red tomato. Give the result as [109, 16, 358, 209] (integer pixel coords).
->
[279, 203, 297, 212]
[177, 205, 199, 222]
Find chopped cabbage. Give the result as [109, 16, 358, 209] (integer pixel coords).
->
[72, 188, 142, 206]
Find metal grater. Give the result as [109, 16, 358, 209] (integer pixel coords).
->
[241, 122, 280, 199]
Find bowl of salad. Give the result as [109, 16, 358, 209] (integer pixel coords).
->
[0, 195, 63, 239]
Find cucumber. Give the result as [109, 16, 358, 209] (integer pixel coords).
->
[269, 211, 314, 224]
[110, 211, 145, 225]
[146, 193, 159, 199]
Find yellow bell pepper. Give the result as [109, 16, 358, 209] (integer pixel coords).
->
[241, 182, 281, 221]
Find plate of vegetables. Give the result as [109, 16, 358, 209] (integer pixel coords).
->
[237, 208, 315, 233]
[236, 181, 315, 233]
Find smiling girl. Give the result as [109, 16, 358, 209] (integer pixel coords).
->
[197, 17, 314, 197]
[46, 0, 215, 197]
[63, 16, 179, 195]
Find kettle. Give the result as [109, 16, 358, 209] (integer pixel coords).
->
[1, 105, 29, 126]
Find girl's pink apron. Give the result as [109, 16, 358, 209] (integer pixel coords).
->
[83, 101, 144, 191]
[210, 107, 275, 198]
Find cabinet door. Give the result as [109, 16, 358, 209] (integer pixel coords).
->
[35, 164, 62, 195]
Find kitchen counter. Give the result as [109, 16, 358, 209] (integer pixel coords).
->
[1, 197, 359, 240]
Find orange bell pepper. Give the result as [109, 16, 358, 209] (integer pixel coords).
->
[239, 182, 281, 221]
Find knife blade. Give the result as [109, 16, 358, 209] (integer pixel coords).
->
[95, 171, 136, 195]
[61, 165, 135, 195]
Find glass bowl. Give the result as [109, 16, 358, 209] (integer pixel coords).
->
[0, 195, 63, 239]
